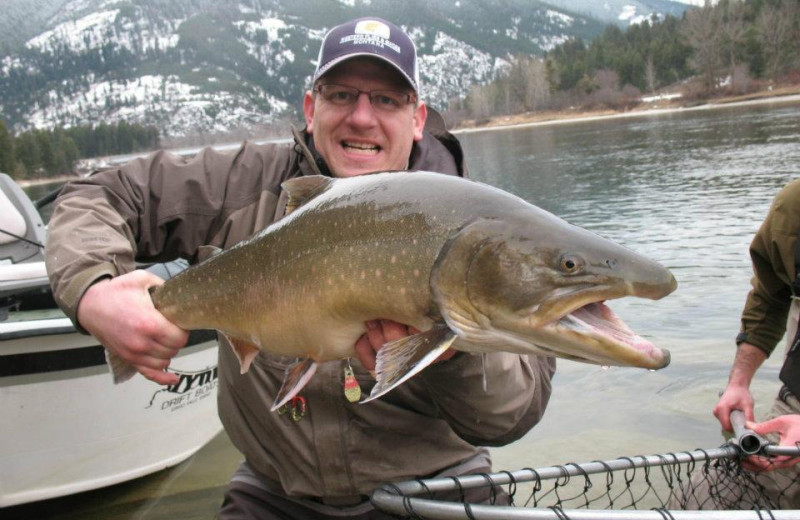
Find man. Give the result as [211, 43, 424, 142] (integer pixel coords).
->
[679, 180, 800, 510]
[45, 17, 556, 519]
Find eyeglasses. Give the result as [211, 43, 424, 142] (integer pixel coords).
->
[314, 84, 417, 112]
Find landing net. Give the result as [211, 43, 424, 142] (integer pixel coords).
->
[371, 426, 800, 519]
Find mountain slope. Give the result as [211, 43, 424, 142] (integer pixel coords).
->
[541, 0, 691, 26]
[0, 0, 615, 138]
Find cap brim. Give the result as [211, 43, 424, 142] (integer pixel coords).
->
[313, 52, 418, 93]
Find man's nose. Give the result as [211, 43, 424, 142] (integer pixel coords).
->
[347, 92, 378, 126]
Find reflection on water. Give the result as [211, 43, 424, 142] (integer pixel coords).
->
[11, 99, 800, 518]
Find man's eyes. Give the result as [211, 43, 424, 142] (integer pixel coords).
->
[330, 90, 357, 102]
[373, 93, 401, 107]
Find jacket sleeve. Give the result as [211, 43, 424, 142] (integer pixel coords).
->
[44, 143, 275, 328]
[738, 180, 800, 356]
[420, 352, 556, 446]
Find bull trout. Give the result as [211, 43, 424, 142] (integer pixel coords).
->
[148, 171, 677, 410]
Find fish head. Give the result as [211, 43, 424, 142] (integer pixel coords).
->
[431, 216, 677, 369]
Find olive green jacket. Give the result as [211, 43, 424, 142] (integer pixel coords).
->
[738, 179, 800, 356]
[45, 116, 556, 502]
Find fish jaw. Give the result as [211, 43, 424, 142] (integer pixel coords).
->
[431, 217, 676, 370]
[524, 301, 670, 369]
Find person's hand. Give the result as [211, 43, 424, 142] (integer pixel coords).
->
[77, 270, 189, 385]
[714, 383, 755, 432]
[354, 319, 455, 372]
[743, 415, 800, 471]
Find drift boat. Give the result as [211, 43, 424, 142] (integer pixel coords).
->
[0, 173, 222, 507]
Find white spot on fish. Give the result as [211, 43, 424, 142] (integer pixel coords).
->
[391, 255, 397, 264]
[375, 269, 382, 278]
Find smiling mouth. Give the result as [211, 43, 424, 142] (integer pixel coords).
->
[343, 141, 380, 155]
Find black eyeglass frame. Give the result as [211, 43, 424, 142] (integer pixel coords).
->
[313, 84, 418, 111]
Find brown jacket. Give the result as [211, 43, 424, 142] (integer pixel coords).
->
[45, 118, 556, 501]
[738, 179, 800, 356]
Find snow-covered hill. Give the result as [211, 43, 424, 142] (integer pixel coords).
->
[0, 0, 655, 138]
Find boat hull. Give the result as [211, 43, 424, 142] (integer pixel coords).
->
[0, 319, 222, 507]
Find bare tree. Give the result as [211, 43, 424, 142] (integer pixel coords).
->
[522, 57, 551, 111]
[683, 1, 725, 94]
[466, 84, 493, 121]
[758, 0, 800, 79]
[645, 55, 657, 94]
[720, 0, 747, 91]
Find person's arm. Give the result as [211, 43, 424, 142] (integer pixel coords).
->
[714, 342, 767, 431]
[46, 145, 265, 383]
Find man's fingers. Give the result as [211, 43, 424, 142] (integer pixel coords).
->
[744, 455, 800, 472]
[380, 320, 408, 343]
[365, 320, 385, 352]
[354, 334, 377, 371]
[150, 318, 190, 350]
[771, 456, 800, 469]
[139, 365, 180, 385]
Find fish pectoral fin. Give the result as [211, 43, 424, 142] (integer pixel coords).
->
[281, 175, 333, 215]
[271, 358, 318, 412]
[223, 334, 261, 374]
[362, 324, 457, 404]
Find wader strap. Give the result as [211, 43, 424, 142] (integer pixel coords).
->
[793, 232, 800, 297]
[779, 236, 800, 396]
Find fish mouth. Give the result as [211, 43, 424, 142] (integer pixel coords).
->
[543, 301, 670, 369]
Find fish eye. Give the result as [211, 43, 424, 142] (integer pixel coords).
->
[559, 254, 583, 274]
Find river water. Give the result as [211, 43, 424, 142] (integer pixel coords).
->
[9, 98, 800, 518]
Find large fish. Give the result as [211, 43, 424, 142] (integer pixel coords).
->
[150, 171, 677, 410]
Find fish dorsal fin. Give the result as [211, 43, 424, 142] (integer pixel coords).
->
[271, 358, 318, 411]
[362, 324, 457, 404]
[197, 245, 222, 263]
[222, 333, 261, 374]
[281, 175, 333, 215]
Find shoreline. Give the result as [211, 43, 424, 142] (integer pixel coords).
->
[452, 90, 800, 135]
[15, 174, 81, 188]
[14, 88, 800, 187]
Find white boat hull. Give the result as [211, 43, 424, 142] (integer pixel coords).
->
[0, 319, 222, 507]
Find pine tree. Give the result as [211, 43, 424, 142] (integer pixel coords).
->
[0, 120, 15, 175]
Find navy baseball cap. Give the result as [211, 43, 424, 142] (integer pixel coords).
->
[313, 17, 420, 93]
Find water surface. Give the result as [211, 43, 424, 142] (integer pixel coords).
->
[9, 99, 800, 518]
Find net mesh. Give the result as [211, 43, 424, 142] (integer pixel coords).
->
[372, 443, 800, 519]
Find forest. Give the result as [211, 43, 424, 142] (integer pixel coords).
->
[446, 0, 799, 124]
[0, 120, 159, 180]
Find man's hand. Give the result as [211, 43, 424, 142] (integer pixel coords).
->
[77, 270, 189, 385]
[714, 342, 766, 431]
[353, 319, 455, 372]
[743, 415, 800, 471]
[714, 384, 755, 432]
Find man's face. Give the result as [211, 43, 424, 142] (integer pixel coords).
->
[303, 58, 427, 178]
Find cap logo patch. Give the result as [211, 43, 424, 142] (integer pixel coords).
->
[341, 20, 400, 54]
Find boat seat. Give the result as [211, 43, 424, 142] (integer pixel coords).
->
[0, 173, 46, 264]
